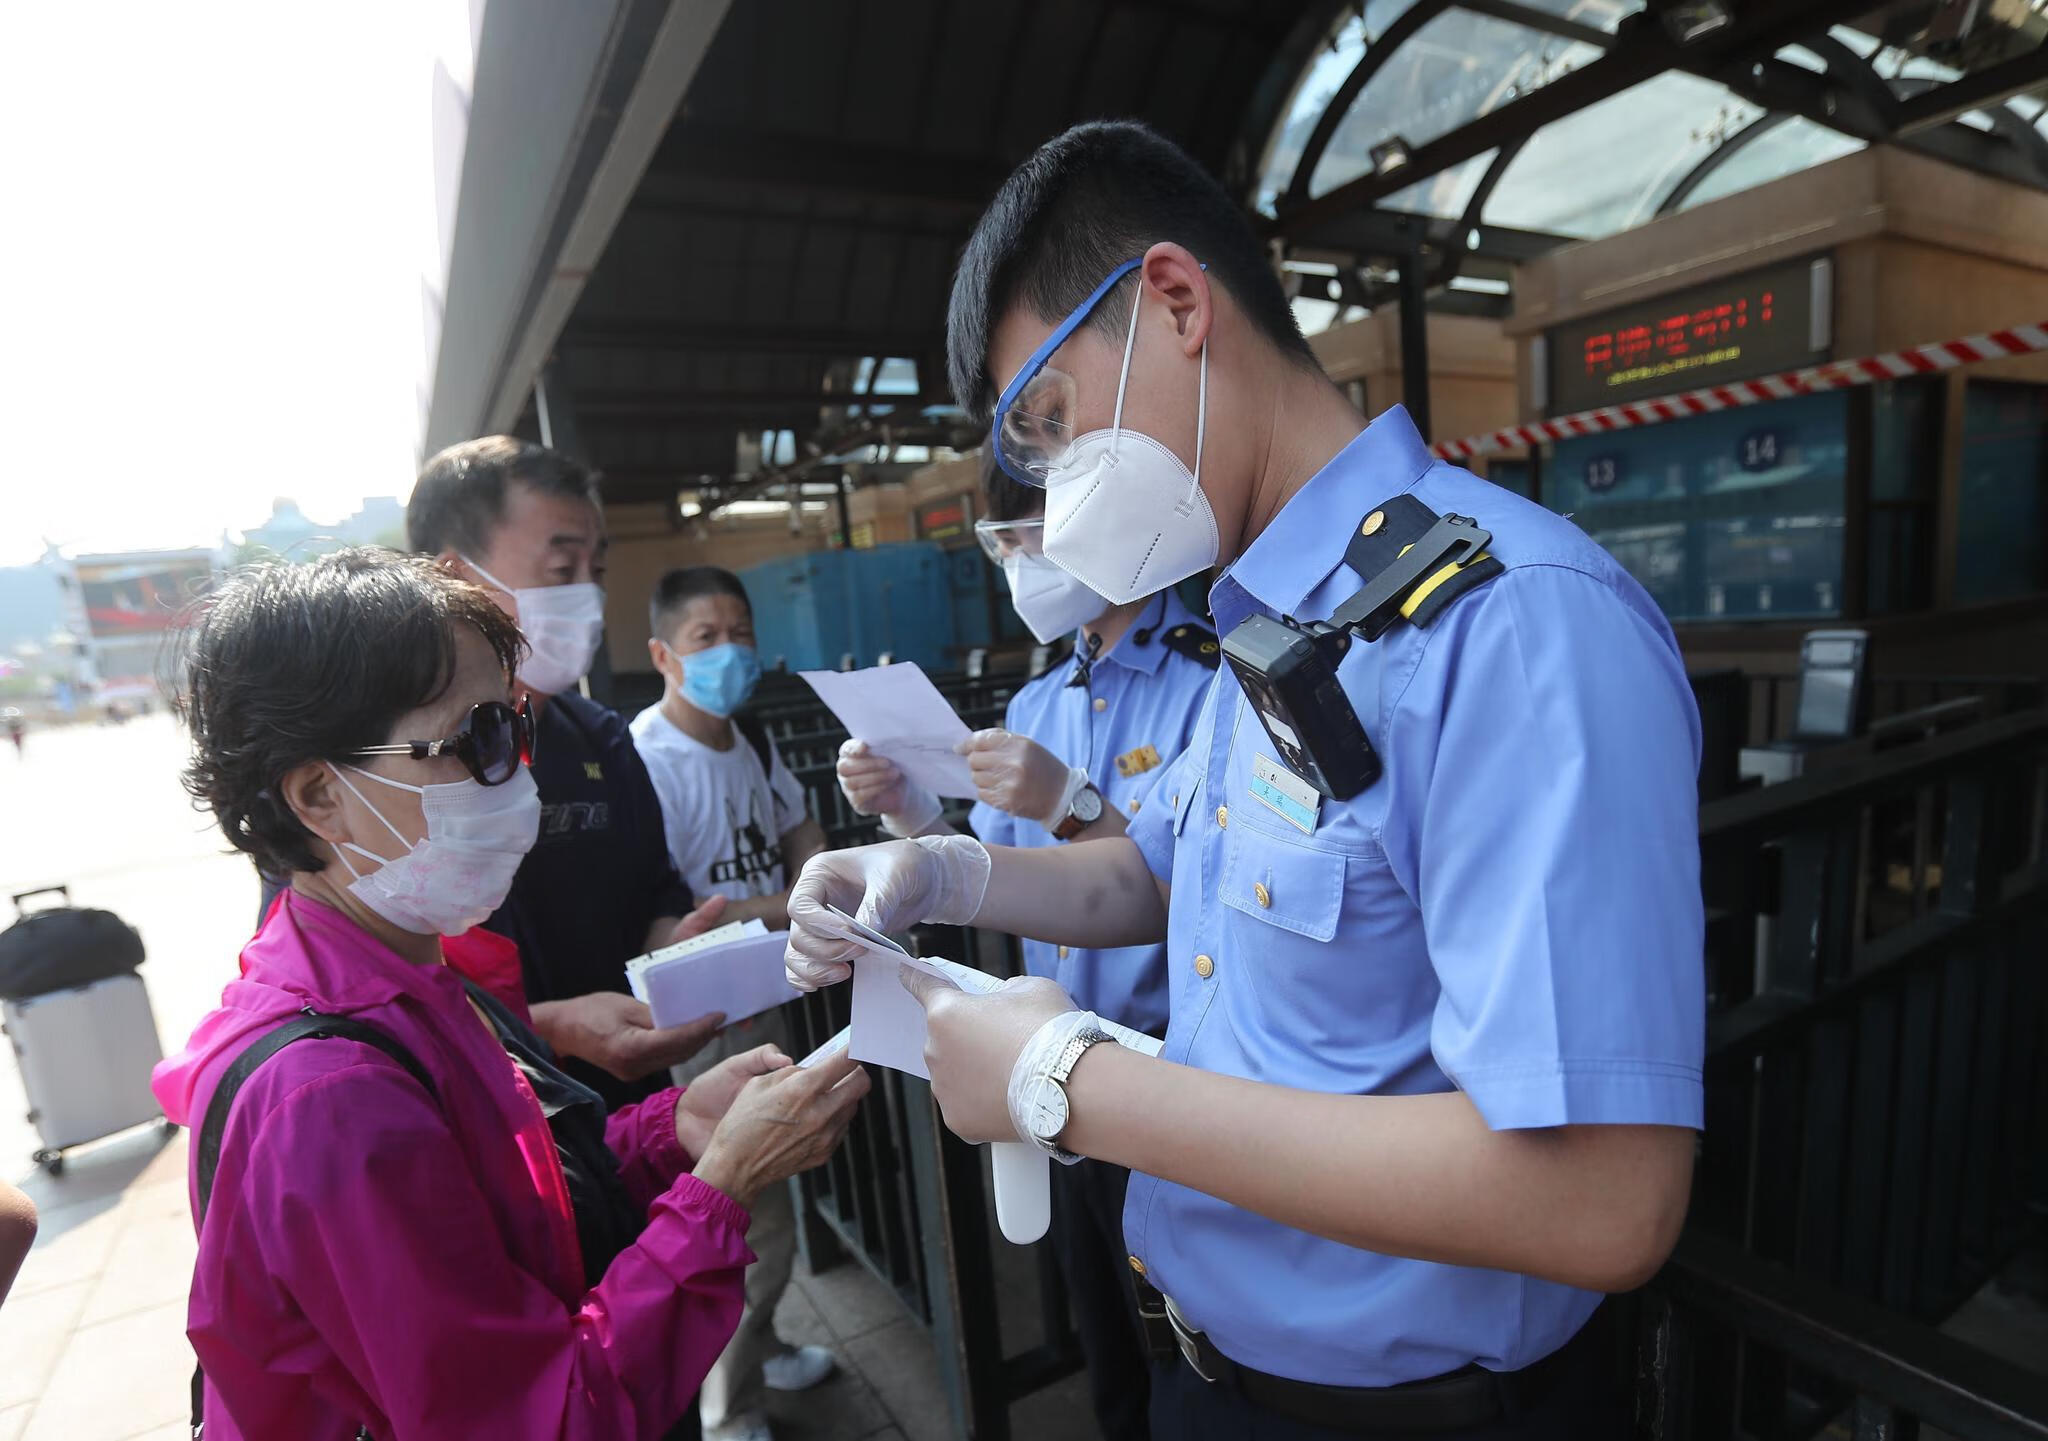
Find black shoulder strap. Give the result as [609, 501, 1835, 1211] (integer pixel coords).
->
[191, 1010, 436, 1438]
[195, 1011, 438, 1224]
[735, 714, 773, 773]
[1159, 621, 1222, 670]
[1332, 494, 1502, 641]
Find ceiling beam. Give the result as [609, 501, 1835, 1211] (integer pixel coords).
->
[644, 123, 1010, 213]
[1272, 0, 1878, 236]
[1454, 0, 1614, 52]
[1894, 46, 2048, 134]
[561, 321, 941, 358]
[576, 389, 937, 415]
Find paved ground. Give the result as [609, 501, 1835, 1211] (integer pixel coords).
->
[0, 714, 1091, 1441]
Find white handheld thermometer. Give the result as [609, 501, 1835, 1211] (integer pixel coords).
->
[822, 906, 1054, 1244]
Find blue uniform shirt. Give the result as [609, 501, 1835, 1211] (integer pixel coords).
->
[971, 589, 1215, 1036]
[1123, 406, 1705, 1387]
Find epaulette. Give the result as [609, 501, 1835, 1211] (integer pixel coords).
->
[1160, 621, 1222, 669]
[1339, 494, 1503, 638]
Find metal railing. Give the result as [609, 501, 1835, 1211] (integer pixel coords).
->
[1671, 709, 2048, 1437]
[1637, 1233, 2048, 1441]
[1744, 673, 2046, 748]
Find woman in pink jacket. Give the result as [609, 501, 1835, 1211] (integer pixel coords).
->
[154, 550, 868, 1440]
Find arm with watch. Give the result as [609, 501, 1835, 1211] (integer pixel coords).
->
[834, 729, 1123, 843]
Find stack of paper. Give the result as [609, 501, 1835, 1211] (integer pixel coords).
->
[624, 919, 801, 1028]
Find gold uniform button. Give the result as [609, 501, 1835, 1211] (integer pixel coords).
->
[1092, 696, 1108, 712]
[1194, 954, 1215, 979]
[1057, 945, 1070, 959]
[1362, 509, 1386, 536]
[1254, 882, 1271, 908]
[1129, 1255, 1147, 1275]
[1215, 805, 1229, 828]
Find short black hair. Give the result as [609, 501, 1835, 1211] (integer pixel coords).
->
[947, 120, 1316, 426]
[980, 448, 1043, 524]
[407, 436, 603, 558]
[174, 548, 525, 876]
[650, 565, 752, 641]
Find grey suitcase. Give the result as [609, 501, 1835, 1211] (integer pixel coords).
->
[3, 973, 166, 1172]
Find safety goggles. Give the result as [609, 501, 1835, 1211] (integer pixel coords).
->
[347, 695, 536, 787]
[989, 257, 1145, 486]
[973, 517, 1047, 564]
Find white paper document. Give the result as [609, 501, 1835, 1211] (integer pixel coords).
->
[797, 663, 977, 798]
[821, 908, 1163, 1077]
[624, 919, 801, 1028]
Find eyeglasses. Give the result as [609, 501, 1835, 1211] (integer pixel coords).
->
[347, 695, 536, 786]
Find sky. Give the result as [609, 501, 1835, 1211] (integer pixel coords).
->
[0, 3, 477, 566]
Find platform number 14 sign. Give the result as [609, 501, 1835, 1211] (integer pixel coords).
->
[1738, 428, 1785, 473]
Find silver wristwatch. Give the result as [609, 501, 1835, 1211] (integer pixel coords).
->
[1024, 1025, 1116, 1160]
[1051, 781, 1104, 840]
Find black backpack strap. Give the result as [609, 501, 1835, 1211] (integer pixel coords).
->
[735, 714, 774, 774]
[190, 1009, 437, 1438]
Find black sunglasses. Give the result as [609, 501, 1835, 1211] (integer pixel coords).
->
[348, 695, 536, 786]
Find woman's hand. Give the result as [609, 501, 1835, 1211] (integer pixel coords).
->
[672, 1043, 792, 1159]
[531, 991, 725, 1081]
[691, 1051, 871, 1209]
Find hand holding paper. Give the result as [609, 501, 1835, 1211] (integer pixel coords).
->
[798, 663, 978, 798]
[626, 918, 801, 1029]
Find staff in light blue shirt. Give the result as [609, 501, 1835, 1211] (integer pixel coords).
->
[791, 121, 1702, 1441]
[836, 459, 1217, 1441]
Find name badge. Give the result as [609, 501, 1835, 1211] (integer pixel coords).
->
[1115, 744, 1162, 778]
[1249, 753, 1320, 835]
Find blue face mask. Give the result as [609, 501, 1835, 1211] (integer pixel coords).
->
[673, 641, 762, 718]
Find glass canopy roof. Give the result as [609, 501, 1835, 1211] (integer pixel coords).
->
[1257, 1, 2048, 242]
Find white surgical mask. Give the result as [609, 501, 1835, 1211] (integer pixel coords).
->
[327, 763, 540, 936]
[1002, 552, 1105, 644]
[462, 556, 605, 695]
[1040, 285, 1216, 604]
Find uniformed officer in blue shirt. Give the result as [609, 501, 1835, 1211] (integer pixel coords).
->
[789, 121, 1703, 1440]
[835, 457, 1218, 1440]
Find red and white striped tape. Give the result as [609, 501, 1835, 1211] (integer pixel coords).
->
[1429, 321, 2048, 462]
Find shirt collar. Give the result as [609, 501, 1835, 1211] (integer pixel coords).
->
[1081, 589, 1193, 680]
[1209, 404, 1435, 633]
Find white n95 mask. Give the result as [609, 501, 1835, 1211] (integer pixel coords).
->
[1040, 284, 1217, 604]
[1003, 552, 1105, 643]
[462, 556, 605, 695]
[327, 763, 540, 936]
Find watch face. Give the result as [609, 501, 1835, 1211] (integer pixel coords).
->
[1073, 785, 1103, 822]
[1027, 1077, 1070, 1143]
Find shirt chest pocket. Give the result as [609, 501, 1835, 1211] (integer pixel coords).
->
[1218, 821, 1344, 941]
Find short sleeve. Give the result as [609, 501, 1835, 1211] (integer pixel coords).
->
[1125, 743, 1192, 882]
[1381, 565, 1705, 1131]
[608, 715, 695, 920]
[764, 740, 809, 838]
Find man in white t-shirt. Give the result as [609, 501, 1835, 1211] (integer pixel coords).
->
[630, 565, 832, 1441]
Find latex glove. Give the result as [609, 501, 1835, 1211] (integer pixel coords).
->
[836, 739, 942, 837]
[673, 1042, 791, 1159]
[531, 991, 725, 1081]
[784, 836, 992, 990]
[956, 729, 1085, 830]
[899, 968, 1079, 1143]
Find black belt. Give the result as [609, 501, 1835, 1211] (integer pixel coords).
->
[1135, 1278, 1600, 1435]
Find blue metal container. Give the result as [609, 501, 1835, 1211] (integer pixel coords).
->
[742, 543, 960, 672]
